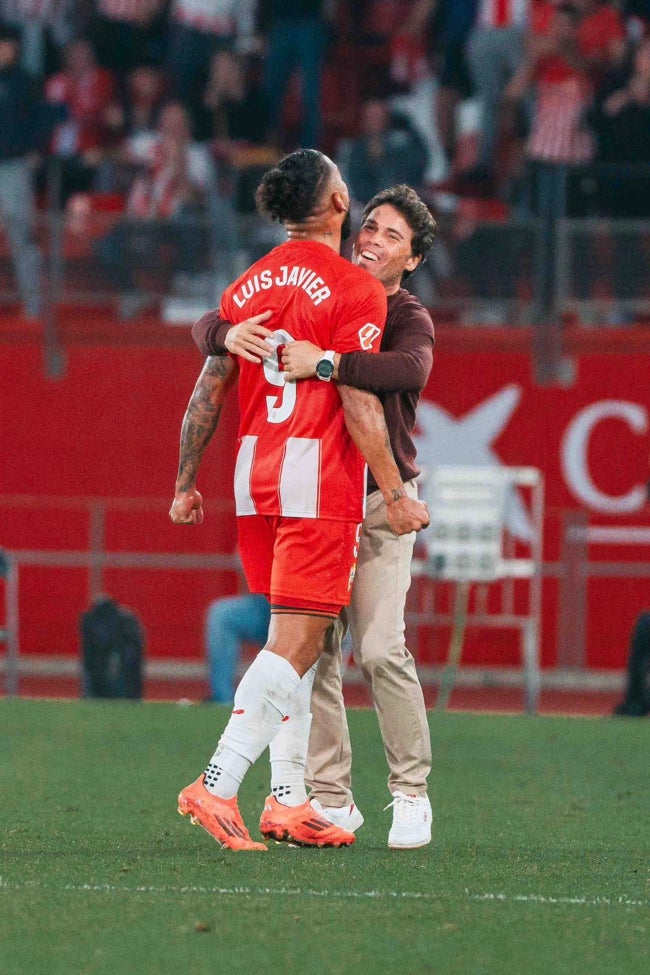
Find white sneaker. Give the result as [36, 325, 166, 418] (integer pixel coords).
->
[385, 792, 432, 849]
[310, 797, 365, 833]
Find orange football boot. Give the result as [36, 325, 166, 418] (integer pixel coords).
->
[178, 776, 267, 851]
[259, 795, 356, 847]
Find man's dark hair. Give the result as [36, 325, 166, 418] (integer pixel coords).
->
[362, 184, 437, 262]
[255, 149, 333, 223]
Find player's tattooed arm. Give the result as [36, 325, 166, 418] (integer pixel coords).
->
[169, 356, 238, 525]
[338, 385, 429, 537]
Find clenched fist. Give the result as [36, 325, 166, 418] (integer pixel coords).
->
[386, 496, 430, 536]
[169, 488, 204, 525]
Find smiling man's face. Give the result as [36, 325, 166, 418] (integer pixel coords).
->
[352, 204, 420, 294]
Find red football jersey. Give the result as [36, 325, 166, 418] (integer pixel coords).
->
[45, 68, 117, 154]
[220, 239, 387, 522]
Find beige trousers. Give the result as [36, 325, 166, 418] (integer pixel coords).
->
[306, 482, 432, 804]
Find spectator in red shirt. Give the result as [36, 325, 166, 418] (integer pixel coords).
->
[96, 100, 218, 316]
[45, 36, 121, 202]
[506, 1, 626, 311]
[46, 37, 118, 156]
[507, 0, 626, 171]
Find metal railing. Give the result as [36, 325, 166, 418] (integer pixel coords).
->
[555, 218, 650, 325]
[0, 550, 19, 696]
[2, 192, 650, 383]
[4, 192, 647, 309]
[556, 515, 650, 670]
[0, 493, 241, 696]
[1, 209, 546, 321]
[1, 492, 646, 700]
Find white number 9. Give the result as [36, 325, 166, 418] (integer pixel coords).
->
[263, 329, 296, 424]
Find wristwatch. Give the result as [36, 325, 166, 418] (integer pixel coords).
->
[315, 350, 336, 382]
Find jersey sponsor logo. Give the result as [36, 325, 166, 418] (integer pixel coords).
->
[358, 323, 381, 350]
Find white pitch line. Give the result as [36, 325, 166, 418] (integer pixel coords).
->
[0, 879, 647, 909]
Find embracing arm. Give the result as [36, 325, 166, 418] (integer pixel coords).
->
[338, 385, 429, 535]
[191, 310, 230, 356]
[192, 309, 273, 362]
[281, 303, 434, 392]
[337, 328, 433, 392]
[169, 355, 238, 524]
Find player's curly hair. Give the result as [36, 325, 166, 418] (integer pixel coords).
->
[362, 185, 437, 262]
[255, 149, 333, 223]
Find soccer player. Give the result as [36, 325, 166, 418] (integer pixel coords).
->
[194, 184, 437, 849]
[170, 150, 430, 851]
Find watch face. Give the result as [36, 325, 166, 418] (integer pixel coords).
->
[316, 359, 334, 379]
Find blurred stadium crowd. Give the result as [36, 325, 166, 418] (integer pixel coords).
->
[2, 0, 650, 323]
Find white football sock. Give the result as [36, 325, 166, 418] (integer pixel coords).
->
[269, 664, 316, 807]
[203, 649, 301, 799]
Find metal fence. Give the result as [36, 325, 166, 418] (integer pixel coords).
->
[555, 219, 650, 325]
[1, 493, 645, 701]
[3, 209, 649, 322]
[4, 193, 650, 314]
[2, 194, 650, 387]
[0, 210, 539, 318]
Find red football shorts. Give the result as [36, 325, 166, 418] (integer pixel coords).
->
[237, 515, 362, 617]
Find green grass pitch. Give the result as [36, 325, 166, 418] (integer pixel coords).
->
[1, 699, 648, 975]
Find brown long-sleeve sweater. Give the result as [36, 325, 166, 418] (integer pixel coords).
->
[191, 287, 435, 494]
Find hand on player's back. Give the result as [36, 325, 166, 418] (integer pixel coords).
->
[225, 311, 274, 363]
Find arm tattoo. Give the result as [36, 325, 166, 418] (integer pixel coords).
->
[176, 356, 232, 490]
[203, 356, 233, 379]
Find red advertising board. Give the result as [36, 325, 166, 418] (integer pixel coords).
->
[1, 329, 648, 671]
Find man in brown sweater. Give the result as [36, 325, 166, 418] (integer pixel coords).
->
[192, 184, 437, 848]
